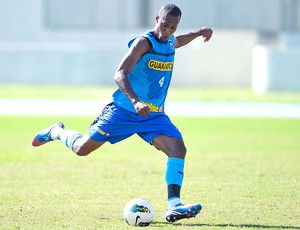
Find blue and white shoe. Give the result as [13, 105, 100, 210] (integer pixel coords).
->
[166, 203, 202, 222]
[32, 122, 64, 147]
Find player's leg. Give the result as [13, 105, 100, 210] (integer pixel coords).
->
[72, 134, 105, 156]
[152, 135, 186, 158]
[152, 135, 202, 222]
[53, 127, 106, 156]
[136, 113, 197, 220]
[32, 103, 135, 155]
[152, 135, 186, 203]
[32, 121, 105, 155]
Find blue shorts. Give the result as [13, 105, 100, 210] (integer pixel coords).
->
[88, 103, 182, 144]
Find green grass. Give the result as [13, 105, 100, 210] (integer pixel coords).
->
[0, 116, 299, 229]
[1, 84, 300, 102]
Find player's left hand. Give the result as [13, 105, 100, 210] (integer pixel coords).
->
[199, 27, 213, 42]
[133, 101, 150, 116]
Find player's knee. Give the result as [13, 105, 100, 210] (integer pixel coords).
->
[169, 144, 186, 158]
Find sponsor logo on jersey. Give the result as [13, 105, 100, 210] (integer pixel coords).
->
[169, 40, 174, 49]
[140, 100, 163, 112]
[148, 60, 173, 71]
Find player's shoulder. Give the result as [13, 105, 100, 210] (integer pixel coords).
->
[129, 36, 152, 54]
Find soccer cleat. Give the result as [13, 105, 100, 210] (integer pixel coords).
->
[166, 203, 202, 222]
[32, 122, 64, 147]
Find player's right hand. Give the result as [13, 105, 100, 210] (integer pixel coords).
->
[133, 101, 150, 116]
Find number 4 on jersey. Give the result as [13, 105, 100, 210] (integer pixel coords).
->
[159, 76, 165, 87]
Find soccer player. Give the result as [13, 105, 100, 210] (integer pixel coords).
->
[32, 4, 213, 222]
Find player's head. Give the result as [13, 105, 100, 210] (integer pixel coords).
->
[158, 4, 182, 19]
[153, 4, 181, 42]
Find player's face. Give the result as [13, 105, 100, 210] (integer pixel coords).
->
[154, 14, 180, 42]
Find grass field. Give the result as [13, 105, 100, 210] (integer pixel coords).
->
[1, 85, 300, 229]
[0, 115, 299, 230]
[1, 84, 300, 102]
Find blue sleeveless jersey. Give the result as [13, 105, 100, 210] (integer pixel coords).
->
[112, 31, 176, 113]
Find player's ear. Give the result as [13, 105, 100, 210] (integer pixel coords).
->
[155, 15, 159, 22]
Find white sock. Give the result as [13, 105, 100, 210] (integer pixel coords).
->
[50, 127, 64, 140]
[59, 130, 82, 150]
[167, 197, 181, 210]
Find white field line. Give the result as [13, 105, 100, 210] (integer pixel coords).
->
[1, 99, 300, 118]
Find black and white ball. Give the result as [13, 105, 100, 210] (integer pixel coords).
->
[124, 198, 154, 226]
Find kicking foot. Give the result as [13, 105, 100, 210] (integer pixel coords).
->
[32, 122, 64, 147]
[166, 203, 202, 222]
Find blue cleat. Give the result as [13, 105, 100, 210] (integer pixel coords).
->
[32, 122, 64, 147]
[166, 203, 202, 222]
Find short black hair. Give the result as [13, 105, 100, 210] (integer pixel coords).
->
[158, 4, 181, 19]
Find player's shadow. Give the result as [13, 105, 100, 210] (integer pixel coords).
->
[152, 222, 300, 229]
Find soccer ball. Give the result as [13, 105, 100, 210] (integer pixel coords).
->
[124, 198, 154, 226]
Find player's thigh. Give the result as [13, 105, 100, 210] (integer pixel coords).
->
[73, 134, 106, 156]
[152, 135, 186, 159]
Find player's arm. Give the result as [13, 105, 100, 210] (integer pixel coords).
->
[175, 27, 213, 48]
[114, 37, 152, 116]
